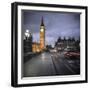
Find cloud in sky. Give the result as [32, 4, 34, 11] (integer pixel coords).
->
[22, 10, 80, 46]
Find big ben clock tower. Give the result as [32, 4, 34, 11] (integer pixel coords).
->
[40, 17, 45, 51]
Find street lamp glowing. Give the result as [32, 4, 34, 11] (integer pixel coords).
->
[26, 29, 29, 33]
[25, 29, 30, 37]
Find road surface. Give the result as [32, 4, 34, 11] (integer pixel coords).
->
[23, 52, 80, 77]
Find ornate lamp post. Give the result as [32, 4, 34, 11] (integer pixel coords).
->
[25, 29, 31, 39]
[24, 29, 32, 53]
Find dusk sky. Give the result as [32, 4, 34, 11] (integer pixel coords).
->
[22, 10, 80, 47]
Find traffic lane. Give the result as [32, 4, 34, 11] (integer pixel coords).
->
[23, 52, 56, 77]
[50, 52, 80, 75]
[64, 59, 80, 74]
[50, 52, 76, 75]
[62, 51, 80, 74]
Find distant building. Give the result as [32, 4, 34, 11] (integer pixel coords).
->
[55, 37, 80, 51]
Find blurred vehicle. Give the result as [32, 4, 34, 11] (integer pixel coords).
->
[64, 48, 80, 59]
[57, 47, 64, 52]
[49, 49, 57, 53]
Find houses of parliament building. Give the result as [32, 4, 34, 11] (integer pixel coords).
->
[24, 17, 46, 53]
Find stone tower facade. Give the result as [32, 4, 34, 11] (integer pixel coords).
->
[40, 17, 45, 51]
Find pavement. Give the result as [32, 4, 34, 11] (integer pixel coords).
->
[23, 52, 80, 77]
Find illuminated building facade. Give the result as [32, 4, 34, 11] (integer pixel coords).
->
[32, 42, 40, 53]
[40, 17, 45, 51]
[32, 17, 45, 53]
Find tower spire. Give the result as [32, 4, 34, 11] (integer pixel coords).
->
[41, 16, 44, 26]
[40, 16, 45, 51]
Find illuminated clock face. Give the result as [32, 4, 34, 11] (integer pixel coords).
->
[40, 29, 44, 32]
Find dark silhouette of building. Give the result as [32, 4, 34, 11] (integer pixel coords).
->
[55, 37, 80, 51]
[24, 30, 32, 53]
